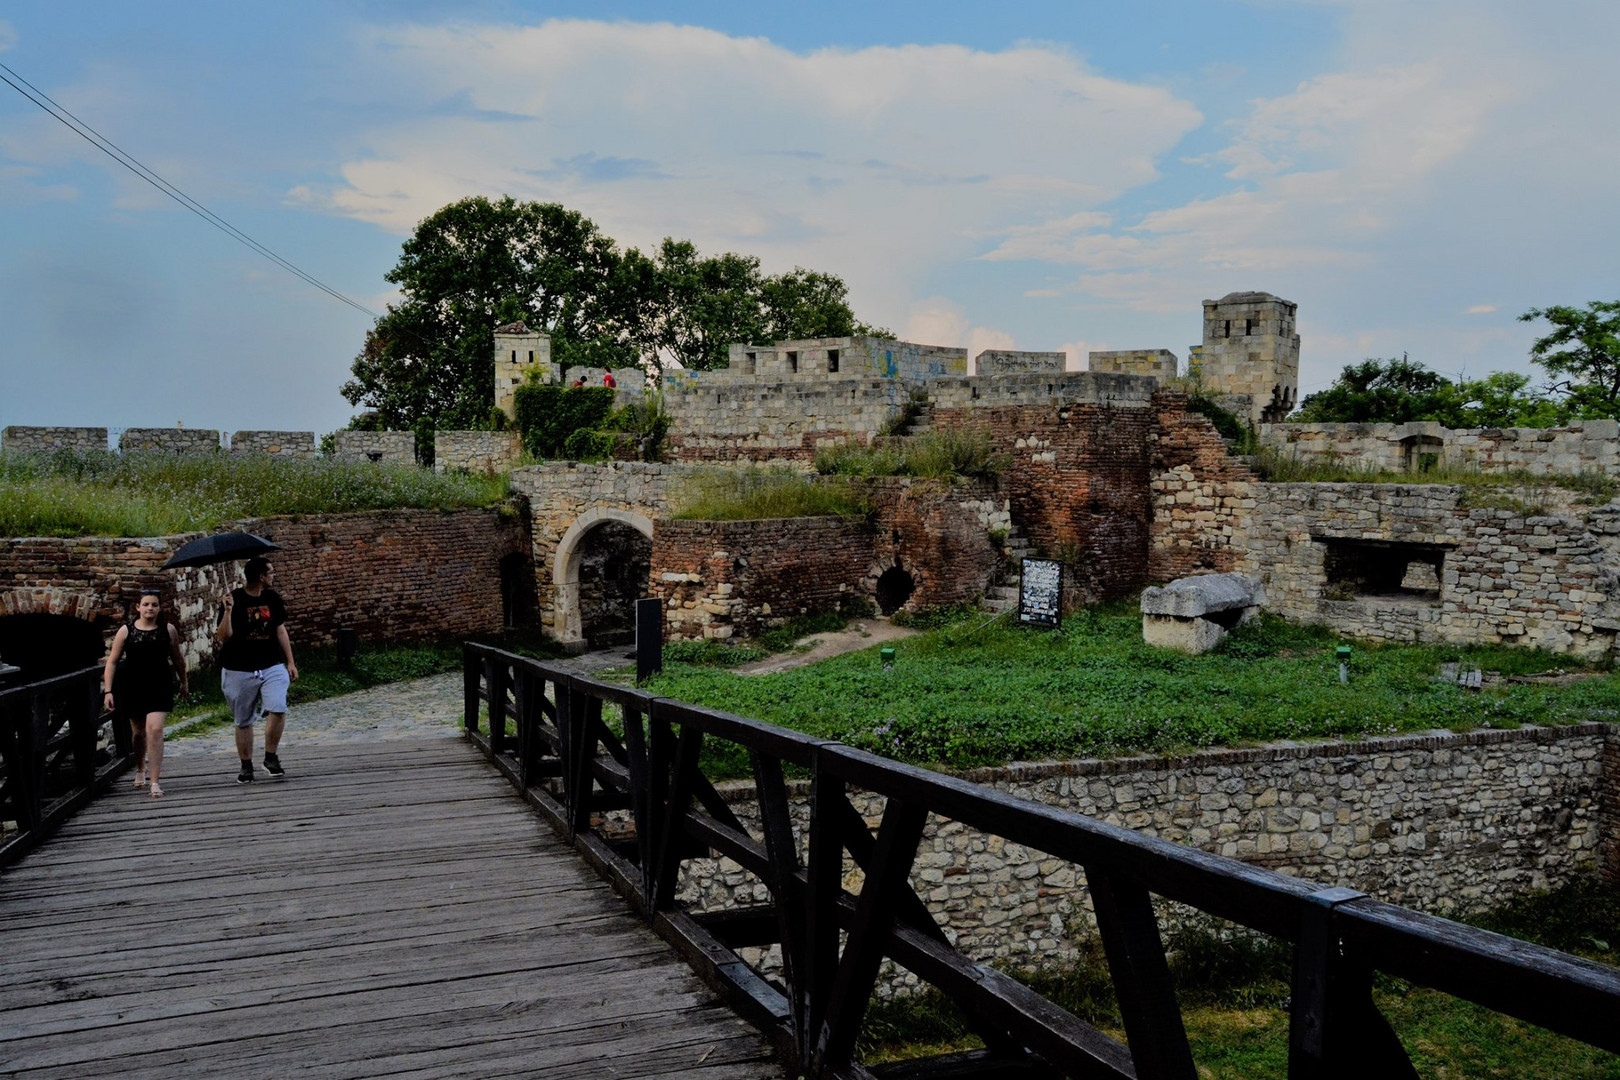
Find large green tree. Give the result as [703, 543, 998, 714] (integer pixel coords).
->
[1293, 356, 1568, 427]
[1520, 300, 1620, 418]
[343, 197, 875, 430]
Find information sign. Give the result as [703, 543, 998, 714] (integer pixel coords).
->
[1018, 558, 1063, 628]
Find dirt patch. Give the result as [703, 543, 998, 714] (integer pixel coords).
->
[735, 617, 921, 676]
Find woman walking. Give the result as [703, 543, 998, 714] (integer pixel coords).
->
[103, 590, 188, 798]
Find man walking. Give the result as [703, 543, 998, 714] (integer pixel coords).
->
[216, 557, 297, 784]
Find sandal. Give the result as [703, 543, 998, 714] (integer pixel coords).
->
[149, 782, 164, 798]
[133, 767, 146, 789]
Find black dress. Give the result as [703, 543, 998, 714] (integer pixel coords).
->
[113, 623, 175, 719]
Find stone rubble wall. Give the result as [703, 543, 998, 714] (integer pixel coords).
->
[1148, 391, 1256, 581]
[675, 724, 1611, 986]
[0, 507, 530, 670]
[331, 431, 415, 465]
[227, 430, 315, 458]
[1, 427, 108, 454]
[1260, 420, 1620, 476]
[434, 430, 523, 474]
[1088, 349, 1179, 381]
[118, 428, 222, 455]
[1233, 483, 1620, 657]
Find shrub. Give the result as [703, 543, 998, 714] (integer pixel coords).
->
[672, 467, 870, 521]
[562, 429, 616, 462]
[814, 440, 905, 477]
[813, 429, 1007, 481]
[512, 384, 616, 458]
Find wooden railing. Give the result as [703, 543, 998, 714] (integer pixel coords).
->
[463, 643, 1620, 1079]
[0, 664, 131, 869]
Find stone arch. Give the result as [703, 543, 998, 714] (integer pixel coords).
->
[0, 588, 108, 680]
[0, 588, 101, 621]
[552, 508, 656, 647]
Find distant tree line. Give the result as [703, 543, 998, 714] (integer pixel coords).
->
[342, 196, 889, 434]
[1293, 301, 1620, 427]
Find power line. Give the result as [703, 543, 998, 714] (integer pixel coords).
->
[0, 60, 380, 321]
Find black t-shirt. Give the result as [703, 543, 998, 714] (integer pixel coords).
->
[219, 587, 288, 672]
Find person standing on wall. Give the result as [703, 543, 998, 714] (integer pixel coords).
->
[602, 367, 616, 389]
[102, 589, 188, 798]
[216, 557, 297, 784]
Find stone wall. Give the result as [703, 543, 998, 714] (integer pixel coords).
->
[1236, 483, 1620, 657]
[1261, 420, 1620, 477]
[0, 507, 529, 669]
[331, 431, 415, 465]
[2, 427, 107, 454]
[1148, 391, 1256, 581]
[118, 428, 222, 455]
[714, 336, 968, 382]
[228, 430, 315, 458]
[664, 378, 910, 462]
[1088, 349, 1178, 381]
[563, 366, 647, 399]
[676, 724, 1611, 979]
[652, 517, 872, 640]
[434, 430, 523, 474]
[862, 478, 1009, 610]
[974, 350, 1066, 376]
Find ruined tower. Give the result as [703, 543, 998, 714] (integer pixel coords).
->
[1197, 292, 1299, 425]
[493, 321, 554, 420]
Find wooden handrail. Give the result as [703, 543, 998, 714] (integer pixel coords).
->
[462, 642, 1620, 1079]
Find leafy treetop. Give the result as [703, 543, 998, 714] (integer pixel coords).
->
[1520, 300, 1620, 418]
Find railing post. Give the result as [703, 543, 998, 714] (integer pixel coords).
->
[462, 646, 481, 734]
[71, 679, 98, 789]
[635, 597, 663, 685]
[1090, 868, 1196, 1080]
[1289, 887, 1417, 1080]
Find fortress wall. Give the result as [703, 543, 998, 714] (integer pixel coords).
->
[119, 428, 222, 455]
[1148, 392, 1257, 581]
[1261, 420, 1620, 476]
[434, 430, 523, 474]
[1, 427, 108, 454]
[331, 431, 415, 464]
[228, 430, 315, 458]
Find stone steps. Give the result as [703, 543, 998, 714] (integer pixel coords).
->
[981, 528, 1035, 613]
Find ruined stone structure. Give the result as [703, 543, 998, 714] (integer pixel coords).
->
[1140, 572, 1264, 653]
[678, 723, 1611, 979]
[1, 426, 107, 454]
[1262, 419, 1620, 476]
[1197, 291, 1300, 425]
[1088, 349, 1179, 381]
[493, 320, 554, 420]
[228, 430, 315, 458]
[118, 427, 222, 455]
[331, 430, 415, 465]
[434, 430, 523, 474]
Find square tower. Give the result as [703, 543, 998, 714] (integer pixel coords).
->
[493, 320, 555, 419]
[1198, 292, 1299, 424]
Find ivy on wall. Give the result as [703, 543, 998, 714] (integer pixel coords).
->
[512, 385, 616, 458]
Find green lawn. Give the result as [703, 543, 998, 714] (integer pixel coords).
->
[646, 604, 1620, 773]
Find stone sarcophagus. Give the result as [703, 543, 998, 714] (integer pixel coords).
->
[1141, 572, 1265, 654]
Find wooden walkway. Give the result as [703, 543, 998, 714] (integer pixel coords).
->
[0, 740, 782, 1079]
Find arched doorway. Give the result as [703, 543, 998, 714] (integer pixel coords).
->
[553, 509, 656, 650]
[875, 565, 915, 615]
[0, 614, 105, 681]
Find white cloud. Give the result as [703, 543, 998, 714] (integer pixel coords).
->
[1465, 305, 1496, 315]
[0, 21, 17, 52]
[310, 19, 1202, 327]
[902, 295, 1018, 371]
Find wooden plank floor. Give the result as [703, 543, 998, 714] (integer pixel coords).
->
[0, 740, 783, 1079]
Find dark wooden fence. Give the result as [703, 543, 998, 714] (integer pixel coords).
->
[0, 664, 131, 869]
[463, 643, 1620, 1079]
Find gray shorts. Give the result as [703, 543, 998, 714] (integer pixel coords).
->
[221, 665, 290, 728]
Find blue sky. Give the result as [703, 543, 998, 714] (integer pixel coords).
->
[2, 2, 1616, 435]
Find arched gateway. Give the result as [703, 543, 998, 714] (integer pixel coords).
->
[552, 508, 656, 649]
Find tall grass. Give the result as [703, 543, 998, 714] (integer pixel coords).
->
[671, 466, 870, 521]
[0, 450, 510, 537]
[814, 429, 1008, 481]
[1250, 446, 1619, 500]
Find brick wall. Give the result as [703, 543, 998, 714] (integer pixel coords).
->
[861, 478, 1007, 609]
[0, 507, 530, 669]
[651, 517, 872, 640]
[2, 427, 107, 454]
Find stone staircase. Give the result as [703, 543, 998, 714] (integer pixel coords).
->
[902, 401, 936, 437]
[981, 526, 1035, 614]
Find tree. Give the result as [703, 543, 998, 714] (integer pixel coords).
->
[342, 196, 620, 431]
[1444, 371, 1567, 428]
[1292, 356, 1453, 423]
[1520, 301, 1620, 418]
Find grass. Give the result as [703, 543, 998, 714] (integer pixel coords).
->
[0, 450, 511, 537]
[1249, 446, 1620, 502]
[645, 602, 1620, 776]
[860, 879, 1620, 1076]
[814, 429, 1009, 481]
[671, 466, 870, 521]
[167, 627, 564, 739]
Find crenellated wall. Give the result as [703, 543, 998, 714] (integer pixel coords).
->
[1260, 419, 1620, 476]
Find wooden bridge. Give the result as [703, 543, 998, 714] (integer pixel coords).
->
[5, 656, 1620, 1079]
[0, 736, 780, 1079]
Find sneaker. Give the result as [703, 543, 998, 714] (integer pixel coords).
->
[237, 761, 254, 784]
[263, 753, 285, 779]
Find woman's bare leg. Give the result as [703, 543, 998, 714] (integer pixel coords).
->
[146, 712, 166, 796]
[131, 719, 147, 786]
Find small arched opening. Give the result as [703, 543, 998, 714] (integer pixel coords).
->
[553, 508, 656, 650]
[875, 566, 916, 616]
[0, 614, 106, 682]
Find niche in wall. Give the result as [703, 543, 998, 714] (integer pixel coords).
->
[1316, 537, 1450, 602]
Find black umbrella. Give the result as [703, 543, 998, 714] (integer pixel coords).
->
[161, 532, 281, 570]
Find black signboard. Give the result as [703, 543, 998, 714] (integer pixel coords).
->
[1018, 557, 1062, 628]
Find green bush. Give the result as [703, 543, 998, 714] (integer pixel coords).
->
[672, 467, 870, 521]
[0, 451, 509, 537]
[1186, 394, 1255, 449]
[512, 384, 616, 458]
[562, 429, 617, 462]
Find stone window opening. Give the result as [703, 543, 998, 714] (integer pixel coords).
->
[510, 350, 517, 363]
[1245, 318, 1258, 335]
[1318, 538, 1449, 603]
[787, 351, 799, 373]
[1222, 320, 1231, 338]
[527, 350, 535, 364]
[1401, 433, 1444, 473]
[875, 565, 915, 615]
[827, 348, 840, 373]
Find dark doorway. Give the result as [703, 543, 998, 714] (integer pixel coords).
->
[0, 614, 106, 682]
[499, 553, 536, 629]
[875, 566, 915, 615]
[579, 522, 652, 648]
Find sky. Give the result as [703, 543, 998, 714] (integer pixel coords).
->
[2, 1, 1617, 437]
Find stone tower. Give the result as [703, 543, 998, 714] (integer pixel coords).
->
[493, 321, 554, 420]
[1197, 292, 1299, 425]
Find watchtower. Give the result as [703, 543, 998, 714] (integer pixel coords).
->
[1198, 292, 1299, 424]
[494, 320, 555, 420]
